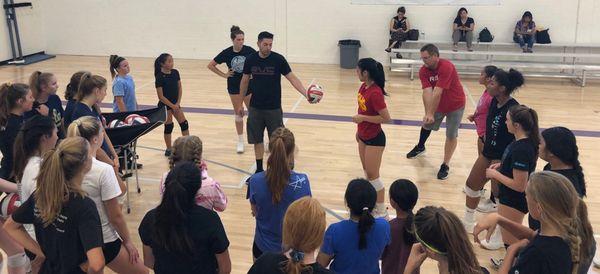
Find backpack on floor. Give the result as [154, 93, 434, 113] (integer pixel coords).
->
[536, 29, 551, 44]
[478, 27, 494, 42]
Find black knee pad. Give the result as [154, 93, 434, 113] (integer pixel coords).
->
[179, 120, 189, 131]
[164, 123, 174, 134]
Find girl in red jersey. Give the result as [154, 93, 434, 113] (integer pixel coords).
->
[353, 58, 392, 219]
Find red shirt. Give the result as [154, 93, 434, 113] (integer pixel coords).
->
[357, 83, 387, 140]
[419, 58, 466, 113]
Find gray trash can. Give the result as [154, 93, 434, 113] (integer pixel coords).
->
[338, 39, 361, 69]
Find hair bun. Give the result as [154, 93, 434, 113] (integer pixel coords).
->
[230, 25, 240, 32]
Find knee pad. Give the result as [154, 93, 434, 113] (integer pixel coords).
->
[235, 114, 243, 122]
[7, 252, 27, 268]
[164, 123, 174, 134]
[179, 120, 189, 131]
[369, 178, 385, 191]
[464, 185, 483, 198]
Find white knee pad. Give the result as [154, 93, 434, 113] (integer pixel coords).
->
[234, 114, 243, 122]
[7, 252, 27, 268]
[464, 185, 483, 198]
[369, 178, 385, 191]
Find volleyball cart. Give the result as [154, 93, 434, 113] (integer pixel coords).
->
[102, 107, 166, 213]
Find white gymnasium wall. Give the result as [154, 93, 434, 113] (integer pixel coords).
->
[15, 0, 600, 65]
[0, 0, 45, 61]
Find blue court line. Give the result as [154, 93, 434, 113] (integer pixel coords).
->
[96, 102, 600, 138]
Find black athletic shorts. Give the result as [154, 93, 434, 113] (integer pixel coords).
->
[359, 130, 386, 147]
[103, 238, 122, 264]
[247, 107, 284, 144]
[499, 185, 528, 214]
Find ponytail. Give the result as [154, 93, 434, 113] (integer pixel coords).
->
[35, 137, 88, 227]
[12, 116, 55, 182]
[64, 71, 89, 101]
[28, 71, 54, 99]
[575, 199, 595, 271]
[66, 116, 101, 141]
[509, 105, 539, 152]
[358, 206, 375, 249]
[109, 55, 126, 79]
[76, 72, 107, 101]
[493, 68, 524, 96]
[389, 179, 418, 244]
[0, 83, 29, 127]
[154, 162, 201, 256]
[154, 53, 171, 78]
[541, 127, 586, 197]
[266, 127, 295, 204]
[282, 197, 326, 274]
[414, 206, 482, 274]
[357, 58, 388, 96]
[344, 179, 377, 250]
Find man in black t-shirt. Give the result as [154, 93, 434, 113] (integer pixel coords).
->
[240, 31, 316, 173]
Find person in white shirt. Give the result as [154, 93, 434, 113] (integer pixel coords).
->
[67, 116, 148, 274]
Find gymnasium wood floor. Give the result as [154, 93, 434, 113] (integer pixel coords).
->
[1, 55, 599, 273]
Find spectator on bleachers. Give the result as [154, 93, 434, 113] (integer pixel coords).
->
[385, 6, 410, 58]
[452, 7, 475, 52]
[513, 11, 536, 53]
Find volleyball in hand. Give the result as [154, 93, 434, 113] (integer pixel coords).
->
[307, 84, 324, 103]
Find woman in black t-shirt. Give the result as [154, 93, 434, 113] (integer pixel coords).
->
[0, 83, 34, 181]
[474, 171, 594, 274]
[208, 25, 256, 154]
[385, 6, 410, 57]
[139, 162, 231, 274]
[463, 69, 523, 234]
[452, 7, 475, 52]
[26, 71, 66, 139]
[485, 105, 539, 246]
[4, 137, 105, 274]
[154, 53, 190, 157]
[539, 127, 586, 197]
[249, 197, 331, 274]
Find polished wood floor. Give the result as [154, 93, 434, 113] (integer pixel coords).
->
[0, 55, 599, 273]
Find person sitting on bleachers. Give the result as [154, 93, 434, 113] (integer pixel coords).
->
[385, 6, 410, 58]
[513, 11, 536, 53]
[452, 7, 475, 52]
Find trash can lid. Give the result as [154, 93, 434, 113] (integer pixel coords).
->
[338, 39, 361, 47]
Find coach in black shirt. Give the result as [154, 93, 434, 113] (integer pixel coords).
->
[240, 31, 316, 173]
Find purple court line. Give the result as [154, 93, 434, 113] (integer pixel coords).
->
[94, 102, 600, 138]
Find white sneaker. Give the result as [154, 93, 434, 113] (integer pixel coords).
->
[479, 226, 504, 250]
[372, 205, 390, 221]
[463, 219, 475, 234]
[477, 198, 498, 213]
[236, 141, 245, 154]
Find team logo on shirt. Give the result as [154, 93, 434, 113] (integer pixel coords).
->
[251, 66, 275, 76]
[358, 93, 367, 112]
[289, 175, 307, 190]
[231, 56, 246, 73]
[429, 75, 439, 84]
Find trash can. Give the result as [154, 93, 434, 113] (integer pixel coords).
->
[338, 39, 361, 69]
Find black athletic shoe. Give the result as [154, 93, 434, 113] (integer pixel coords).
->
[406, 145, 425, 159]
[164, 149, 172, 157]
[437, 164, 450, 180]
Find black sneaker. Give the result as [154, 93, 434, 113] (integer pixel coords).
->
[437, 164, 449, 180]
[164, 149, 172, 157]
[406, 145, 425, 159]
